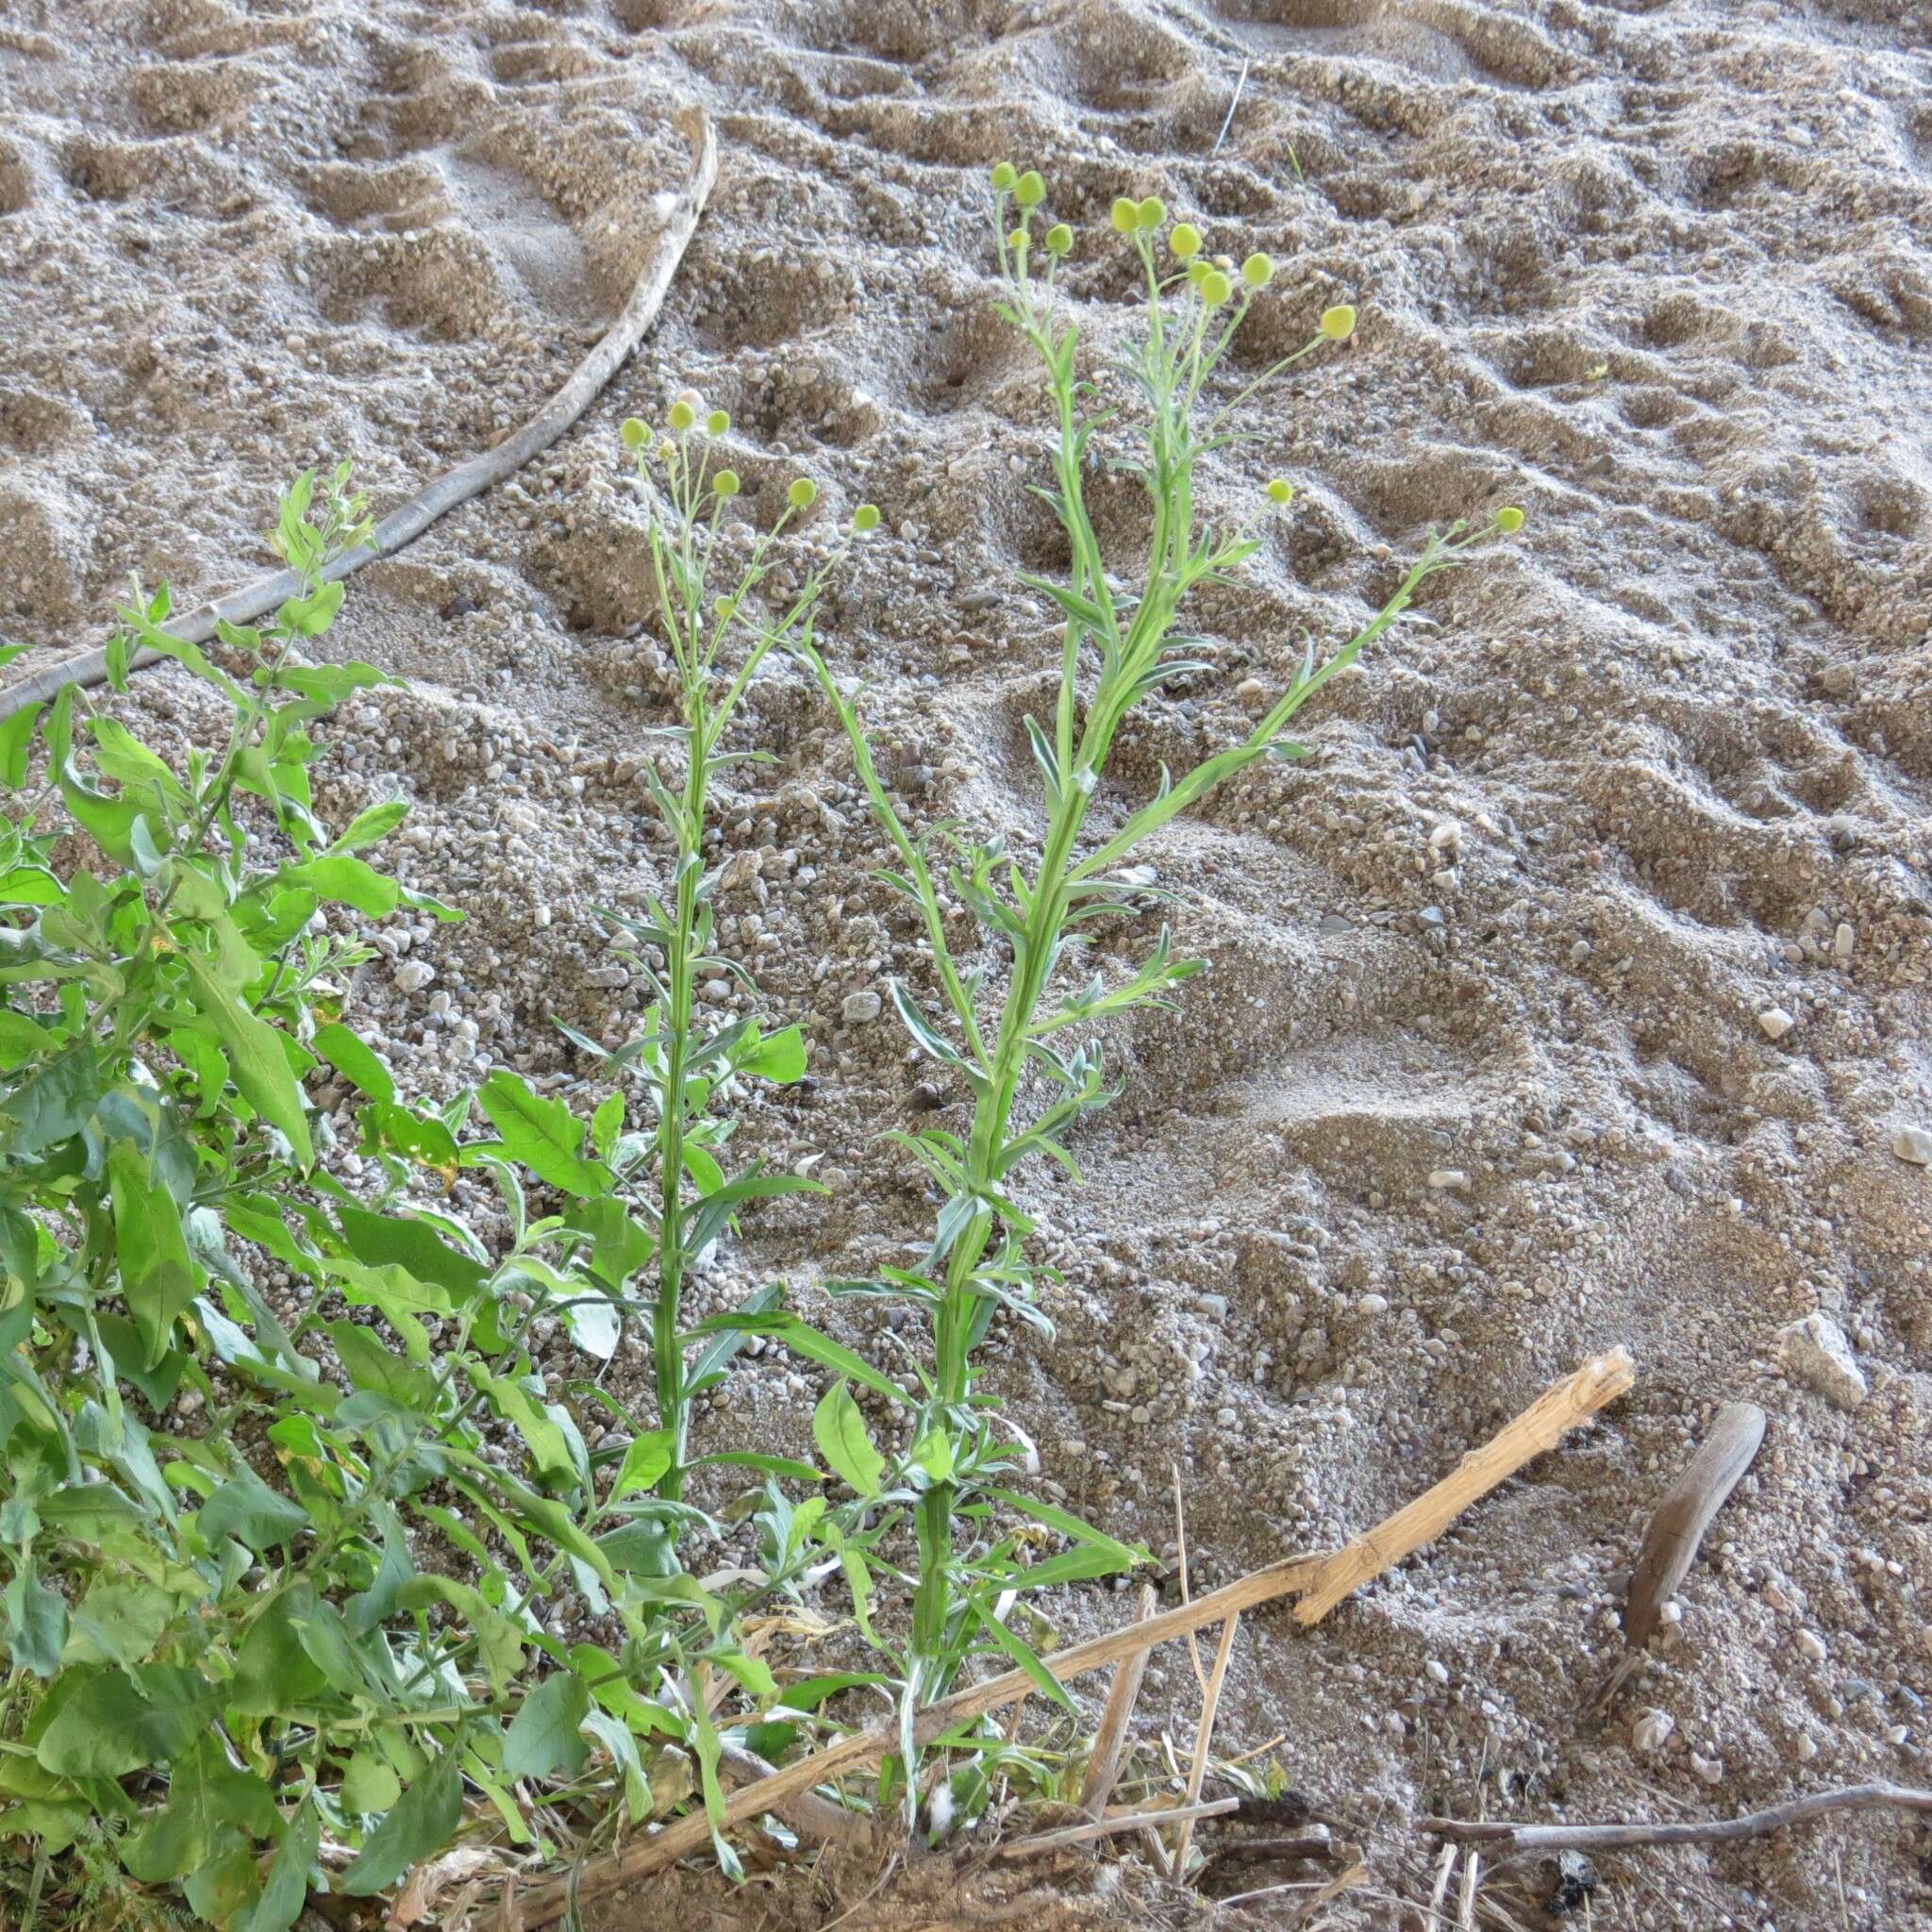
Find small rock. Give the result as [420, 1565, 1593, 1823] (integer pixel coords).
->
[1317, 911, 1354, 934]
[1794, 1628, 1828, 1662]
[393, 959, 435, 993]
[583, 964, 630, 990]
[1357, 1292, 1390, 1314]
[1891, 1125, 1932, 1167]
[1426, 1169, 1469, 1191]
[841, 990, 883, 1024]
[1757, 1007, 1796, 1041]
[1690, 1753, 1724, 1786]
[1631, 1708, 1674, 1754]
[1778, 1312, 1867, 1410]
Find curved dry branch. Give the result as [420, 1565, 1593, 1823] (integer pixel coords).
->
[0, 109, 718, 722]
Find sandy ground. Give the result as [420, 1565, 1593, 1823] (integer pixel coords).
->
[6, 0, 1932, 1925]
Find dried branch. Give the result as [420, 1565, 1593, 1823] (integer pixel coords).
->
[0, 113, 718, 722]
[1077, 1581, 1157, 1816]
[994, 1797, 1238, 1860]
[1426, 1782, 1932, 1855]
[1293, 1348, 1636, 1624]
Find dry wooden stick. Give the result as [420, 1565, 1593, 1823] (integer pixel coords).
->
[1077, 1581, 1157, 1816]
[0, 110, 718, 723]
[1425, 1841, 1457, 1931]
[1172, 1461, 1208, 1695]
[1456, 1846, 1480, 1930]
[1172, 1609, 1239, 1871]
[993, 1796, 1237, 1860]
[1425, 1783, 1932, 1856]
[508, 1351, 1636, 1926]
[1294, 1348, 1636, 1625]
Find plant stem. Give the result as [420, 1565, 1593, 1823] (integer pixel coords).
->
[654, 732, 707, 1502]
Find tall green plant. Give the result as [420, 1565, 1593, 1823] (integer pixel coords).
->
[801, 167, 1522, 1721]
[575, 402, 881, 1503]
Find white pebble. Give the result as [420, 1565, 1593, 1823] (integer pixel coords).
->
[1778, 1313, 1868, 1410]
[393, 959, 435, 993]
[1426, 1169, 1468, 1191]
[1632, 1709, 1674, 1754]
[1891, 1125, 1932, 1167]
[841, 990, 882, 1024]
[1757, 1007, 1796, 1041]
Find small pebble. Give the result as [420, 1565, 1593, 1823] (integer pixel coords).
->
[1757, 1007, 1796, 1041]
[1631, 1709, 1674, 1754]
[1426, 1169, 1468, 1191]
[841, 990, 883, 1024]
[1891, 1125, 1932, 1167]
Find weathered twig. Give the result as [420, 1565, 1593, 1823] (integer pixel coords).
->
[1173, 1609, 1239, 1870]
[1425, 1782, 1932, 1855]
[1077, 1581, 1157, 1816]
[506, 1351, 1637, 1926]
[995, 1797, 1237, 1861]
[0, 111, 718, 723]
[1594, 1401, 1765, 1707]
[1294, 1348, 1636, 1624]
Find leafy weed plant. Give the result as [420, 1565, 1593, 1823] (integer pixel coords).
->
[800, 166, 1519, 1742]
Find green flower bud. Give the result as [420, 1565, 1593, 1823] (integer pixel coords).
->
[1136, 194, 1166, 231]
[668, 399, 696, 432]
[788, 476, 818, 509]
[991, 161, 1019, 192]
[1014, 170, 1046, 208]
[620, 417, 649, 450]
[706, 408, 730, 436]
[1169, 222, 1202, 259]
[713, 469, 741, 497]
[715, 595, 738, 622]
[1199, 268, 1233, 307]
[853, 503, 880, 532]
[1496, 505, 1524, 534]
[1008, 226, 1030, 253]
[1111, 196, 1139, 235]
[1045, 222, 1074, 255]
[1241, 252, 1274, 288]
[1186, 258, 1210, 286]
[1319, 303, 1357, 341]
[1265, 478, 1294, 506]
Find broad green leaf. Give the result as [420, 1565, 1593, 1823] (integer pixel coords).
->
[311, 1021, 394, 1103]
[330, 799, 408, 851]
[122, 1737, 277, 1882]
[739, 1024, 807, 1084]
[2, 1566, 67, 1677]
[198, 1465, 309, 1553]
[501, 1671, 591, 1783]
[812, 1381, 884, 1498]
[178, 950, 313, 1167]
[476, 1070, 608, 1196]
[237, 1798, 320, 1932]
[339, 1746, 463, 1895]
[108, 1139, 201, 1368]
[37, 1663, 216, 1776]
[611, 1429, 674, 1501]
[0, 701, 42, 788]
